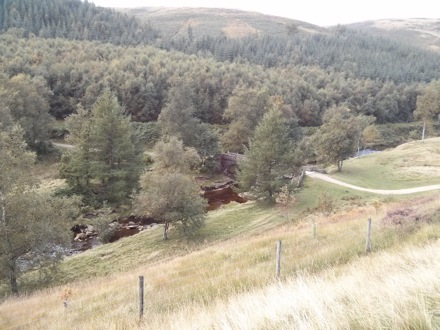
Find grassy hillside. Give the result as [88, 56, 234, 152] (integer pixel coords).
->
[0, 139, 439, 329]
[150, 240, 440, 329]
[348, 18, 440, 52]
[119, 7, 326, 39]
[330, 137, 440, 189]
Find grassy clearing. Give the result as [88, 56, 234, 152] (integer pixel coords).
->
[330, 137, 440, 189]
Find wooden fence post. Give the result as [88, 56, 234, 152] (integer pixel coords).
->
[276, 240, 282, 278]
[366, 218, 372, 254]
[139, 276, 144, 321]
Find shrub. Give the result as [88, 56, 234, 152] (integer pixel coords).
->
[316, 193, 336, 216]
[381, 207, 430, 236]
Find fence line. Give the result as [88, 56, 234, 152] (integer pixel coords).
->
[2, 294, 134, 330]
[1, 219, 381, 328]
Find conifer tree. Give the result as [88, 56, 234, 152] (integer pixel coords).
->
[159, 81, 219, 158]
[238, 105, 295, 202]
[60, 91, 143, 204]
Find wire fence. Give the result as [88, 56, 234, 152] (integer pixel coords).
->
[0, 217, 388, 329]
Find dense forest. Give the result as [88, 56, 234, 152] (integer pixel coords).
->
[0, 32, 430, 126]
[0, 0, 158, 43]
[1, 0, 438, 129]
[160, 29, 440, 84]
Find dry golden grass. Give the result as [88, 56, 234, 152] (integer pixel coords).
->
[154, 240, 440, 329]
[222, 21, 259, 38]
[353, 18, 440, 52]
[0, 192, 438, 329]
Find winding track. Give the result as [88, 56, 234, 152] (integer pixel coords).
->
[305, 171, 440, 195]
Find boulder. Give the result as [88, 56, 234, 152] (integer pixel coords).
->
[74, 233, 87, 241]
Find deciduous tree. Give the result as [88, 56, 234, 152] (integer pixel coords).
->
[152, 136, 201, 173]
[414, 80, 440, 141]
[0, 124, 80, 296]
[312, 106, 360, 172]
[133, 137, 206, 240]
[221, 86, 270, 153]
[134, 172, 206, 240]
[1, 74, 53, 152]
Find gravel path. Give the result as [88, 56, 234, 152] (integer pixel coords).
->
[305, 171, 440, 195]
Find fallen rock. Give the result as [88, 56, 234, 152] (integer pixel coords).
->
[74, 233, 87, 241]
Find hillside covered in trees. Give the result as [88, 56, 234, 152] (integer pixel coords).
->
[0, 0, 158, 43]
[0, 0, 438, 128]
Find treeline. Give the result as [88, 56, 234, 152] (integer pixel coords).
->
[1, 0, 439, 86]
[0, 33, 424, 128]
[160, 28, 440, 84]
[0, 0, 158, 44]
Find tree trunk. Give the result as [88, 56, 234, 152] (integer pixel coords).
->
[422, 120, 426, 142]
[337, 160, 343, 172]
[9, 260, 19, 296]
[1, 190, 5, 224]
[163, 222, 169, 240]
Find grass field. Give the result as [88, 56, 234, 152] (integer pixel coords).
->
[0, 138, 439, 329]
[330, 137, 440, 189]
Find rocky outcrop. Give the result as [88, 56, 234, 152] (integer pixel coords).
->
[216, 153, 245, 176]
[201, 179, 235, 191]
[71, 215, 159, 252]
[71, 224, 97, 241]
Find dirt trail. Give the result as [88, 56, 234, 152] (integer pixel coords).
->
[305, 171, 440, 195]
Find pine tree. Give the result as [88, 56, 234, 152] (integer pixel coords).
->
[60, 91, 143, 204]
[238, 106, 295, 202]
[91, 91, 142, 202]
[58, 105, 94, 199]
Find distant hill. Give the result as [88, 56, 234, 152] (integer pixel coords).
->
[347, 18, 440, 52]
[114, 7, 440, 84]
[118, 7, 326, 39]
[120, 8, 439, 54]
